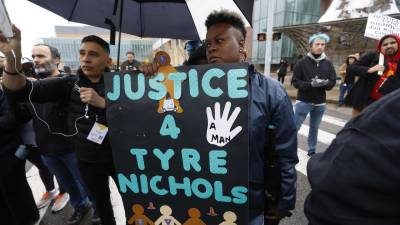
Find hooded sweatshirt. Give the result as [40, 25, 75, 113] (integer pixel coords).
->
[370, 34, 400, 100]
[292, 53, 337, 104]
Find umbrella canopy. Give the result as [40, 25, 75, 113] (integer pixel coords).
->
[28, 0, 253, 40]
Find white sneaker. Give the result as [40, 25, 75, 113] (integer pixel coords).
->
[51, 193, 70, 212]
[36, 189, 59, 209]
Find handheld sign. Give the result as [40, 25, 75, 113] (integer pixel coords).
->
[0, 0, 13, 38]
[105, 56, 249, 224]
[364, 14, 400, 75]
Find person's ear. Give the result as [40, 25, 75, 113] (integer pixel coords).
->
[55, 57, 61, 65]
[107, 57, 112, 67]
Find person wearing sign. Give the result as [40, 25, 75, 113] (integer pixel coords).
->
[291, 33, 337, 157]
[0, 27, 121, 225]
[304, 88, 400, 225]
[141, 10, 298, 225]
[345, 34, 400, 117]
[204, 10, 298, 225]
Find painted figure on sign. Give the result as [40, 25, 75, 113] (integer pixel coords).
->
[183, 208, 206, 225]
[219, 211, 237, 225]
[154, 205, 182, 225]
[155, 51, 184, 114]
[128, 204, 155, 225]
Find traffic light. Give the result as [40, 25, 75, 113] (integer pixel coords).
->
[273, 32, 282, 41]
[257, 33, 266, 41]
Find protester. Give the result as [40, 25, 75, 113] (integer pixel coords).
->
[337, 54, 358, 106]
[346, 34, 400, 117]
[23, 44, 95, 219]
[0, 87, 39, 225]
[142, 10, 299, 225]
[7, 55, 69, 211]
[184, 44, 207, 66]
[304, 88, 400, 225]
[291, 32, 337, 156]
[277, 59, 289, 84]
[1, 27, 118, 225]
[120, 51, 141, 71]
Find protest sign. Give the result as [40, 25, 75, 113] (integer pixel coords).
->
[105, 60, 249, 224]
[364, 14, 400, 40]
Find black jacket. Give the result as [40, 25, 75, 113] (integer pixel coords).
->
[120, 59, 141, 71]
[277, 61, 288, 75]
[305, 88, 400, 225]
[8, 74, 73, 156]
[4, 70, 113, 164]
[0, 89, 21, 156]
[292, 54, 337, 104]
[345, 52, 400, 110]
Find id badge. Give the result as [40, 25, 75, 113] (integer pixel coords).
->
[87, 122, 108, 144]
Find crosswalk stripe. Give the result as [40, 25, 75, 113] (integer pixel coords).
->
[310, 114, 347, 127]
[292, 106, 349, 127]
[296, 114, 350, 177]
[298, 124, 336, 145]
[296, 148, 309, 176]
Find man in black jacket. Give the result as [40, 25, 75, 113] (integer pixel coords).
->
[346, 34, 400, 117]
[1, 27, 120, 225]
[120, 51, 141, 71]
[0, 87, 39, 225]
[292, 33, 336, 156]
[20, 44, 92, 223]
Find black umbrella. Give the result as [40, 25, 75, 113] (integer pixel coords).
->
[28, 0, 254, 67]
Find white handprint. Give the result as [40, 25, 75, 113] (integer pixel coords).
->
[206, 101, 242, 147]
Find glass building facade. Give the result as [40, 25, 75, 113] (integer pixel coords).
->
[42, 38, 155, 70]
[251, 0, 322, 64]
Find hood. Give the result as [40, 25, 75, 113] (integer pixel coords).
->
[307, 52, 327, 64]
[377, 34, 400, 61]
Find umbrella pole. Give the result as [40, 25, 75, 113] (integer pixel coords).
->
[116, 0, 124, 71]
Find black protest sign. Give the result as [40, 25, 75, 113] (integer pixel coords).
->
[105, 62, 249, 224]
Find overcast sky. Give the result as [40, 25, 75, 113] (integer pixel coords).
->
[5, 0, 83, 57]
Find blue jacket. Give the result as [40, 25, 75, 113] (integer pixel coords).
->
[248, 65, 298, 219]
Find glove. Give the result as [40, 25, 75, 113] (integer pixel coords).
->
[311, 78, 329, 87]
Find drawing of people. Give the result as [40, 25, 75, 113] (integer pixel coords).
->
[154, 205, 182, 225]
[128, 204, 154, 225]
[183, 208, 206, 225]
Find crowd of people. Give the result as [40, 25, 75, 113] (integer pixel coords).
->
[0, 8, 399, 225]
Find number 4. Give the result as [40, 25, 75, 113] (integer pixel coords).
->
[159, 115, 181, 139]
